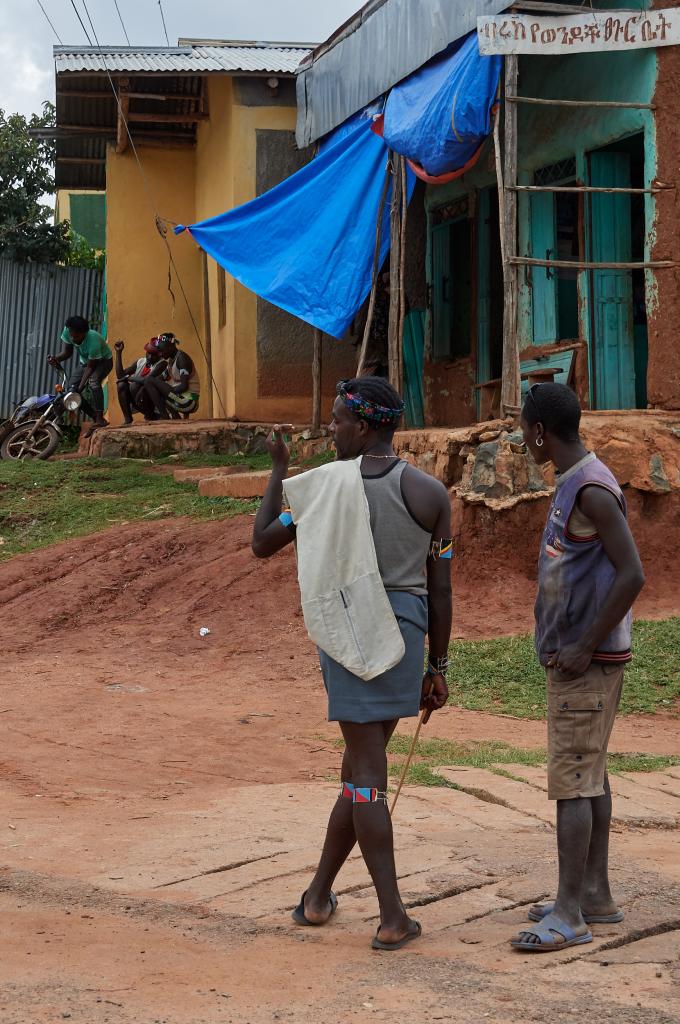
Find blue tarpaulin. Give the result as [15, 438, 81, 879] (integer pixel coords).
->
[176, 34, 498, 338]
[382, 33, 501, 178]
[176, 114, 412, 340]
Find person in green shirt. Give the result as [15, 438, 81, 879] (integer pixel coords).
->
[48, 315, 114, 435]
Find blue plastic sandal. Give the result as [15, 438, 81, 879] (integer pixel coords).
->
[511, 912, 593, 952]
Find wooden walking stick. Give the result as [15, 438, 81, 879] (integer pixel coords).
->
[389, 707, 428, 816]
[389, 680, 433, 816]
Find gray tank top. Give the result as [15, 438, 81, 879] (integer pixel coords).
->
[361, 459, 430, 595]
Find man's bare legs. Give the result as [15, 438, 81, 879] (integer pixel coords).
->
[520, 775, 619, 944]
[303, 719, 415, 941]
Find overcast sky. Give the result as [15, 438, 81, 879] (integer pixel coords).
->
[0, 0, 363, 119]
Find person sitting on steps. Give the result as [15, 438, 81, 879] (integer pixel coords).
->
[114, 337, 168, 425]
[141, 332, 200, 420]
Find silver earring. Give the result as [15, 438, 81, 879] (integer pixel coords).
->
[536, 437, 544, 448]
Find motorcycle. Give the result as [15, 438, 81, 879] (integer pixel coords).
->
[0, 391, 56, 443]
[0, 370, 83, 461]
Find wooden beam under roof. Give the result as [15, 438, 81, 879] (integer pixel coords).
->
[510, 2, 637, 13]
[58, 124, 116, 134]
[116, 78, 130, 154]
[128, 134, 195, 148]
[58, 88, 181, 101]
[59, 156, 107, 165]
[126, 110, 208, 123]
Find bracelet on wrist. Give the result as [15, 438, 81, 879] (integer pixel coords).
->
[427, 654, 449, 677]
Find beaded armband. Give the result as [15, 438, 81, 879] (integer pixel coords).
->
[429, 538, 453, 561]
[278, 507, 294, 529]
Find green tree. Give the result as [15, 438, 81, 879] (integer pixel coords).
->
[63, 229, 105, 272]
[0, 102, 71, 263]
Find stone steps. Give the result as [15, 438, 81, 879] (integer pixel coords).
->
[198, 467, 303, 498]
[172, 465, 244, 484]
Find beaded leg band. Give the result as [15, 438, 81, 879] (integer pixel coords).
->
[339, 783, 387, 803]
[353, 787, 388, 804]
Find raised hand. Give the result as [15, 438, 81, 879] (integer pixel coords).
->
[266, 424, 293, 473]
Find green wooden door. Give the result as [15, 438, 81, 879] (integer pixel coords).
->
[530, 191, 558, 345]
[403, 310, 426, 428]
[590, 152, 636, 409]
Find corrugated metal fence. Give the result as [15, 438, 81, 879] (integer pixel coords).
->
[0, 258, 104, 418]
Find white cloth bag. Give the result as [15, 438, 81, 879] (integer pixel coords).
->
[283, 458, 405, 681]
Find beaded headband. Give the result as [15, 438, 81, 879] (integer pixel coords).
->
[336, 380, 404, 428]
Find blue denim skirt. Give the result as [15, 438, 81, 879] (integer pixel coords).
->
[319, 590, 428, 724]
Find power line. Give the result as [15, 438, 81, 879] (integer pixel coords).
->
[74, 0, 228, 418]
[80, 0, 100, 49]
[36, 0, 64, 43]
[69, 0, 94, 45]
[157, 0, 170, 46]
[113, 0, 131, 45]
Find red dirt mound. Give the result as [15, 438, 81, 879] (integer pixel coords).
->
[0, 504, 678, 808]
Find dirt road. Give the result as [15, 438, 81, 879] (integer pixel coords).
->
[1, 517, 678, 1023]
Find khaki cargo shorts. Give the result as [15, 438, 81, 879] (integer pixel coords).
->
[547, 662, 625, 800]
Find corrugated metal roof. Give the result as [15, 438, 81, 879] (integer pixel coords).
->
[54, 41, 312, 75]
[54, 70, 204, 190]
[296, 0, 510, 147]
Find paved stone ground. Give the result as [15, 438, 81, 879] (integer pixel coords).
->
[1, 770, 679, 1024]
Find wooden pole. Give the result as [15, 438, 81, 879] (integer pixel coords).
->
[511, 2, 647, 18]
[510, 256, 678, 271]
[389, 708, 427, 816]
[387, 152, 403, 392]
[126, 111, 208, 123]
[509, 185, 669, 195]
[500, 54, 521, 418]
[398, 155, 408, 393]
[200, 249, 215, 419]
[493, 107, 506, 268]
[357, 160, 392, 376]
[506, 96, 655, 110]
[115, 78, 130, 154]
[312, 328, 322, 430]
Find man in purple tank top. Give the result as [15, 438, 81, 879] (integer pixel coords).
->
[511, 384, 644, 953]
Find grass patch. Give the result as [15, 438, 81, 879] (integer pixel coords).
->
[155, 452, 271, 470]
[0, 447, 332, 559]
[383, 735, 680, 789]
[0, 458, 257, 559]
[447, 619, 680, 718]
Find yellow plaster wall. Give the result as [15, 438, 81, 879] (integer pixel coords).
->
[230, 100, 308, 423]
[105, 144, 202, 425]
[194, 78, 323, 424]
[194, 77, 235, 419]
[104, 76, 337, 428]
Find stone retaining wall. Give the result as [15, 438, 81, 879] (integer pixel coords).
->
[396, 410, 680, 506]
[81, 412, 680, 510]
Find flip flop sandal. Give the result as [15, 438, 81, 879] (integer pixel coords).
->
[291, 890, 338, 927]
[528, 902, 624, 925]
[371, 920, 422, 951]
[511, 912, 593, 953]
